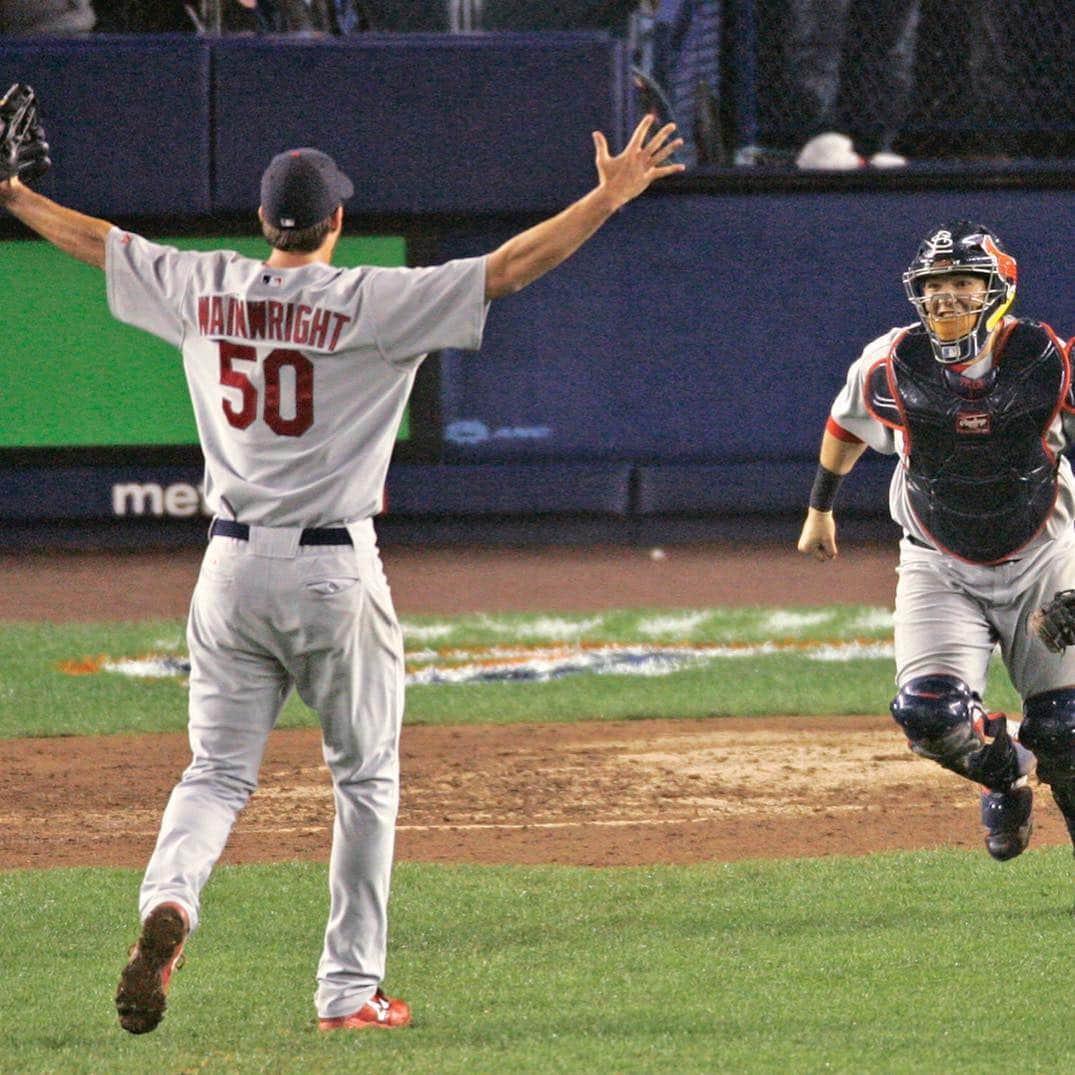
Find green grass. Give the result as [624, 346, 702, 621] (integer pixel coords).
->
[403, 656, 1022, 727]
[3, 852, 1074, 1074]
[0, 621, 191, 737]
[0, 607, 1045, 1072]
[0, 609, 1024, 738]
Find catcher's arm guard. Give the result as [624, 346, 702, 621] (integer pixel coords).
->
[0, 83, 51, 184]
[1030, 590, 1075, 654]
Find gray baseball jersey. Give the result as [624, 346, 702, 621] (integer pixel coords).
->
[104, 227, 488, 1020]
[829, 319, 1075, 700]
[106, 228, 487, 525]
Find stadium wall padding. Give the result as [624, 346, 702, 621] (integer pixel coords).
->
[2, 35, 1074, 529]
[437, 190, 1075, 467]
[0, 35, 212, 216]
[211, 33, 623, 216]
[0, 32, 623, 218]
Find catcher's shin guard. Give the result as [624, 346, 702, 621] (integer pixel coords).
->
[891, 675, 1032, 790]
[1020, 688, 1075, 851]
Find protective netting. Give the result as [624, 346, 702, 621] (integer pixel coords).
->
[628, 0, 1075, 169]
[89, 1, 1075, 169]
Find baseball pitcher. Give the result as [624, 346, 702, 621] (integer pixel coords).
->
[0, 84, 683, 1033]
[797, 219, 1075, 864]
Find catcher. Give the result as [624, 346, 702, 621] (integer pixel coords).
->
[798, 219, 1075, 862]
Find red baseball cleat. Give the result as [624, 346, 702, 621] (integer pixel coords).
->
[318, 989, 412, 1031]
[115, 902, 189, 1034]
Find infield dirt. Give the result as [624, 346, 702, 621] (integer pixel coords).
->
[2, 541, 1069, 868]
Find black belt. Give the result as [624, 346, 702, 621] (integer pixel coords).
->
[210, 518, 352, 546]
[906, 534, 934, 550]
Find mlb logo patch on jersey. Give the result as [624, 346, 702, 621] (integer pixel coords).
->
[261, 273, 284, 288]
[956, 413, 991, 435]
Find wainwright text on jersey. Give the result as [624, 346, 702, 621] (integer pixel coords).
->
[196, 293, 352, 350]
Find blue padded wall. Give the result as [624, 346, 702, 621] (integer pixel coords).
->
[0, 462, 633, 520]
[438, 190, 1075, 466]
[211, 33, 623, 216]
[0, 466, 204, 519]
[632, 459, 894, 515]
[0, 35, 211, 216]
[387, 463, 633, 515]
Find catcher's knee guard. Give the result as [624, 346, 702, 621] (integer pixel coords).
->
[1020, 688, 1075, 839]
[891, 675, 1030, 791]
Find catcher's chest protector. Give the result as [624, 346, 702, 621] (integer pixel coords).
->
[872, 322, 1069, 564]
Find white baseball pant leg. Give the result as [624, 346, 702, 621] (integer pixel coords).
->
[138, 533, 291, 932]
[138, 522, 405, 1022]
[894, 534, 1075, 700]
[301, 523, 405, 1020]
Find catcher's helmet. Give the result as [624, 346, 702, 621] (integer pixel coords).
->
[902, 220, 1017, 364]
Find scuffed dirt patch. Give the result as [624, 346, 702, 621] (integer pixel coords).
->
[2, 716, 1069, 870]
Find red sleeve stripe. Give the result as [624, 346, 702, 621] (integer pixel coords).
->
[826, 417, 863, 443]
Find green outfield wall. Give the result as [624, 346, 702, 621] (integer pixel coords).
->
[0, 236, 406, 449]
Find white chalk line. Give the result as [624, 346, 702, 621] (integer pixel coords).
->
[21, 797, 978, 844]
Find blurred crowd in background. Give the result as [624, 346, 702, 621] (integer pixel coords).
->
[2, 1, 1072, 170]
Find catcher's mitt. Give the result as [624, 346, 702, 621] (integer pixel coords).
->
[0, 83, 51, 184]
[1031, 589, 1075, 654]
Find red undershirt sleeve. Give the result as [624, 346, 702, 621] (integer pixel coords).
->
[825, 416, 864, 443]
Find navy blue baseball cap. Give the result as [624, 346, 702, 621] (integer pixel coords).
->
[260, 148, 354, 229]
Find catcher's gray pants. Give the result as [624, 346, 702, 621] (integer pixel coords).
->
[894, 532, 1075, 701]
[138, 519, 405, 1019]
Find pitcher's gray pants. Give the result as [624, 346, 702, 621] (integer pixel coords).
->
[138, 520, 404, 1019]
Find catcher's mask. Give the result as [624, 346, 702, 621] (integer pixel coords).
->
[902, 220, 1017, 364]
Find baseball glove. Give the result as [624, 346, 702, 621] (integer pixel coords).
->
[0, 83, 51, 184]
[1031, 589, 1075, 654]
